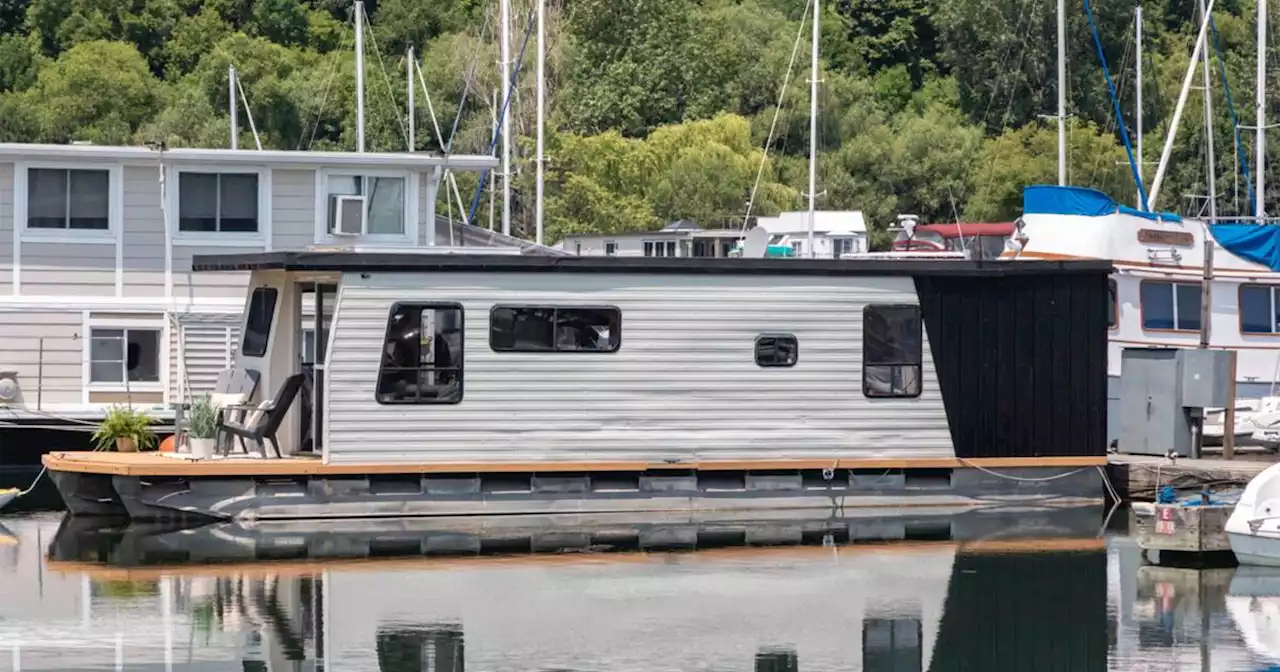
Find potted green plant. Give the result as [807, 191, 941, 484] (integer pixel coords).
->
[187, 395, 219, 459]
[92, 405, 158, 453]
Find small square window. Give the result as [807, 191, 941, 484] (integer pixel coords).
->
[755, 334, 798, 367]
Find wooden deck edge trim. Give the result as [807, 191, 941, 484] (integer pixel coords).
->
[41, 452, 1109, 477]
[44, 538, 1106, 580]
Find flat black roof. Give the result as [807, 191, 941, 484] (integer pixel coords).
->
[191, 251, 1113, 277]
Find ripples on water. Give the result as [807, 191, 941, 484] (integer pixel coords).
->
[0, 509, 1276, 671]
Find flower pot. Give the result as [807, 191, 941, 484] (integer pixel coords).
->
[115, 437, 137, 453]
[188, 437, 217, 460]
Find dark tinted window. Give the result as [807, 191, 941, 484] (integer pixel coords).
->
[241, 287, 278, 357]
[1140, 280, 1200, 331]
[755, 334, 798, 367]
[863, 304, 923, 398]
[490, 306, 620, 352]
[375, 303, 464, 404]
[1240, 284, 1277, 334]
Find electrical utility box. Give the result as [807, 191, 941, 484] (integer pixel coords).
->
[1118, 348, 1233, 457]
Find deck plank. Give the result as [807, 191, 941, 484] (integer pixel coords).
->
[42, 451, 1108, 477]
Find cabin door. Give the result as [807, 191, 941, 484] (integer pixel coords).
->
[299, 283, 337, 454]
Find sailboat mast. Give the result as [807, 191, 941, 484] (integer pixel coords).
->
[1148, 0, 1215, 208]
[407, 47, 415, 151]
[355, 0, 365, 153]
[535, 0, 546, 246]
[1200, 0, 1216, 350]
[807, 0, 818, 259]
[1258, 0, 1268, 220]
[229, 65, 238, 150]
[1135, 6, 1143, 208]
[1058, 0, 1067, 185]
[499, 0, 512, 236]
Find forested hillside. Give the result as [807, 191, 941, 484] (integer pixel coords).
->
[0, 0, 1268, 244]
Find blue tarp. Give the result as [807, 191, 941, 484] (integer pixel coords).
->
[1022, 185, 1183, 221]
[1211, 223, 1280, 271]
[1023, 184, 1116, 216]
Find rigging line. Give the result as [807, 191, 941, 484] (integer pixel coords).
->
[445, 1, 497, 153]
[1086, 37, 1130, 187]
[360, 2, 412, 149]
[466, 7, 537, 225]
[972, 0, 1040, 203]
[1084, 0, 1147, 209]
[1208, 15, 1257, 217]
[741, 0, 811, 234]
[977, 0, 1036, 131]
[300, 28, 352, 150]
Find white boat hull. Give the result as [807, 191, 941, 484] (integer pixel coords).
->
[1226, 462, 1280, 565]
[1228, 532, 1280, 567]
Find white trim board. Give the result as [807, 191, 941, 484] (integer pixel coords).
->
[0, 143, 497, 172]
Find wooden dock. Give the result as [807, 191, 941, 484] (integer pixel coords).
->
[1107, 454, 1272, 501]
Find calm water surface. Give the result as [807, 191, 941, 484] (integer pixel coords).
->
[0, 510, 1274, 671]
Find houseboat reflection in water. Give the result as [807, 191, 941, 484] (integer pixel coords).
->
[0, 508, 1121, 672]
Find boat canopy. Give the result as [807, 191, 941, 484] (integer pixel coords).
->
[1210, 223, 1280, 271]
[1022, 184, 1182, 223]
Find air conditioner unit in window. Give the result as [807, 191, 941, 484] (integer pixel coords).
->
[330, 194, 367, 236]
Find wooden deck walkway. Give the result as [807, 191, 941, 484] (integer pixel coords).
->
[42, 451, 1108, 478]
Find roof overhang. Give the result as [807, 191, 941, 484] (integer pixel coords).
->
[192, 251, 1114, 277]
[0, 143, 497, 172]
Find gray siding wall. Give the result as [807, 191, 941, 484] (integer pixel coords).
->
[0, 163, 11, 293]
[122, 166, 165, 297]
[0, 312, 82, 407]
[22, 243, 115, 296]
[272, 169, 315, 251]
[325, 271, 954, 464]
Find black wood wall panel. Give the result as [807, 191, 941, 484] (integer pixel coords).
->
[914, 272, 1109, 458]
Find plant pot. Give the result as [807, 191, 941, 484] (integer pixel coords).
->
[188, 437, 217, 460]
[115, 437, 137, 453]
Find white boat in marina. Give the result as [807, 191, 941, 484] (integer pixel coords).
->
[1226, 463, 1280, 565]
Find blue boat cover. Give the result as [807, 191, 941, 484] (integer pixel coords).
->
[1022, 184, 1183, 222]
[1210, 222, 1280, 271]
[1023, 184, 1116, 216]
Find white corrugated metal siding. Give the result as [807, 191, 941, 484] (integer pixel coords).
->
[324, 271, 955, 464]
[169, 314, 241, 404]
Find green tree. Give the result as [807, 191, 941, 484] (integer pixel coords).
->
[19, 39, 160, 143]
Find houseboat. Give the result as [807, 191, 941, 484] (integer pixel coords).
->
[1008, 184, 1280, 443]
[0, 142, 516, 486]
[42, 251, 1111, 521]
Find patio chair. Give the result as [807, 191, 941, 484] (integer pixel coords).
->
[174, 367, 260, 452]
[215, 373, 305, 458]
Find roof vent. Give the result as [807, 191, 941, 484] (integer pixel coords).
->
[0, 372, 18, 404]
[70, 140, 94, 146]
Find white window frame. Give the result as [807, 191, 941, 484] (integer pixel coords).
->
[16, 162, 121, 245]
[314, 168, 419, 246]
[82, 313, 168, 399]
[168, 165, 271, 247]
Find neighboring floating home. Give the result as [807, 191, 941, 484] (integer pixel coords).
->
[44, 252, 1111, 521]
[0, 143, 513, 421]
